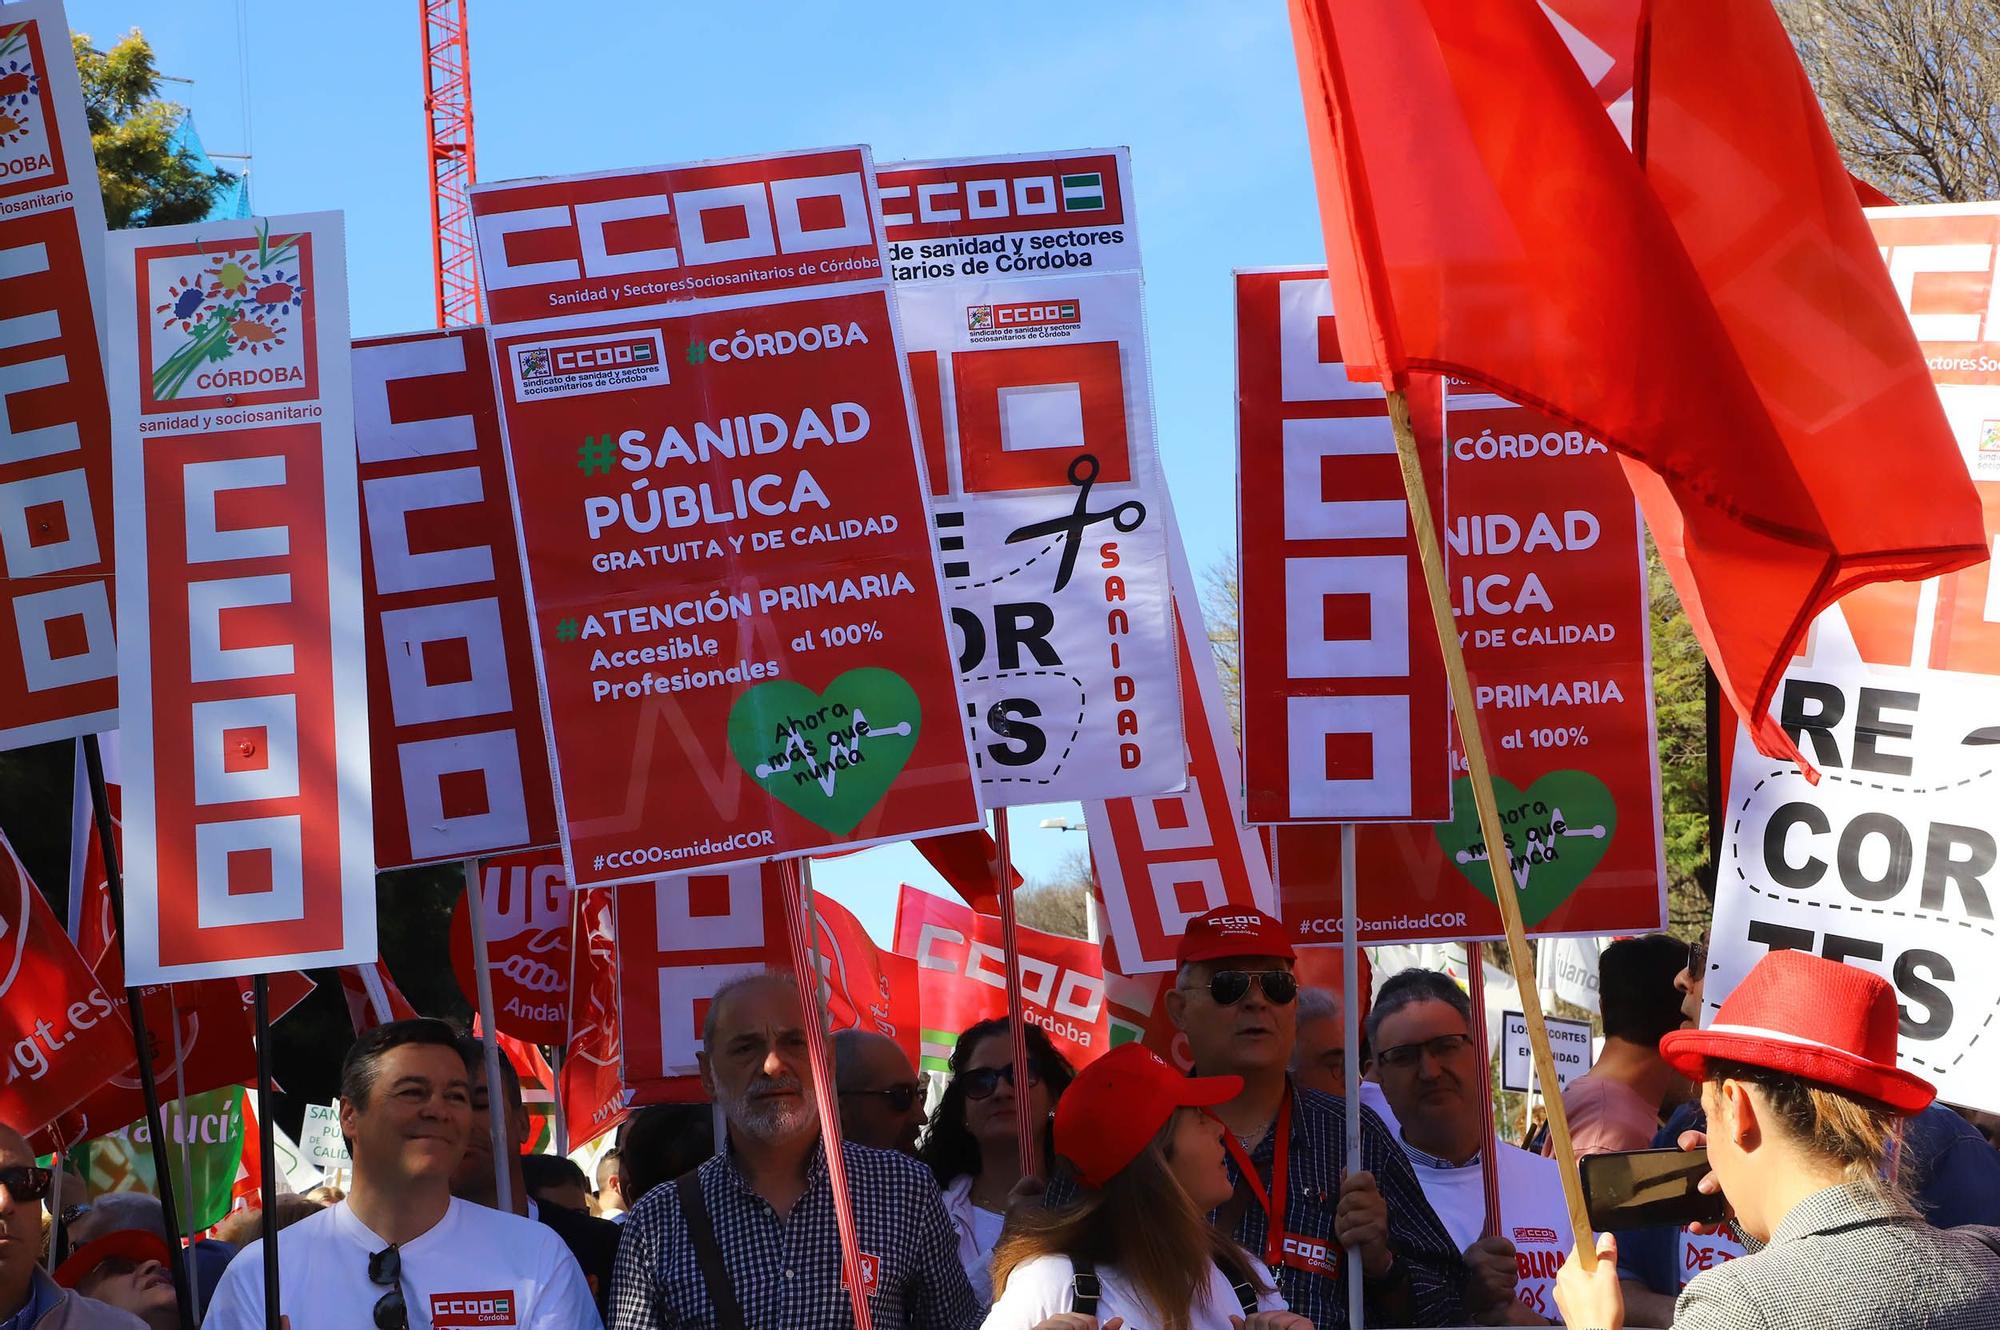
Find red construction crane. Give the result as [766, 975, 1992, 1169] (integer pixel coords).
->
[421, 0, 479, 327]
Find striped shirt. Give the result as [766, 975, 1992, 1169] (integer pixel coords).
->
[608, 1135, 981, 1330]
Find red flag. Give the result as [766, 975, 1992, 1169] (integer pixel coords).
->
[339, 963, 421, 1035]
[1287, 0, 1986, 767]
[810, 892, 922, 1071]
[562, 887, 628, 1149]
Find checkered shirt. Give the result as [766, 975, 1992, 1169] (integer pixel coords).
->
[1043, 1079, 1467, 1328]
[607, 1136, 982, 1330]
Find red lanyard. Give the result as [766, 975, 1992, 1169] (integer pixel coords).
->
[1220, 1091, 1292, 1268]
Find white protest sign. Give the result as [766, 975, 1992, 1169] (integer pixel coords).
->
[1500, 1010, 1593, 1093]
[1544, 935, 1603, 1014]
[300, 1101, 350, 1172]
[881, 148, 1184, 806]
[1710, 656, 2000, 1112]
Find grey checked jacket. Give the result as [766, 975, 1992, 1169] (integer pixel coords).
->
[1670, 1181, 2000, 1329]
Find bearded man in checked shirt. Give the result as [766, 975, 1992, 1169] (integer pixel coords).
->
[608, 971, 980, 1329]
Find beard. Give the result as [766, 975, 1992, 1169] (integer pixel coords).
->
[721, 1073, 816, 1141]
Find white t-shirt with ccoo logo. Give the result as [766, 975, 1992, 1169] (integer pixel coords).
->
[204, 1196, 599, 1330]
[1401, 1136, 1573, 1323]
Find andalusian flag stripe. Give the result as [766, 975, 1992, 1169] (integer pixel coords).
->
[1061, 172, 1104, 210]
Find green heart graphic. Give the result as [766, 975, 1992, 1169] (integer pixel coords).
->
[1431, 770, 1617, 926]
[727, 668, 923, 835]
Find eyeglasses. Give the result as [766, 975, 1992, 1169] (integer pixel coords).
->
[1187, 970, 1299, 1007]
[60, 1203, 92, 1227]
[368, 1244, 407, 1330]
[1687, 938, 1708, 976]
[960, 1065, 1040, 1101]
[841, 1084, 921, 1112]
[0, 1166, 50, 1203]
[1375, 1033, 1474, 1071]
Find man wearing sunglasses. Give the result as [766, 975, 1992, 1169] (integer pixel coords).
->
[0, 1123, 145, 1329]
[204, 1019, 599, 1330]
[1162, 906, 1467, 1328]
[832, 1030, 926, 1156]
[1369, 968, 1570, 1325]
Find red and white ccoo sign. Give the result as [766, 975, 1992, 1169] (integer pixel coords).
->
[1235, 269, 1450, 824]
[0, 0, 119, 751]
[108, 213, 374, 984]
[353, 328, 557, 868]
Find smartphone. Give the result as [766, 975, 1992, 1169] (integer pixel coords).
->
[1579, 1147, 1728, 1231]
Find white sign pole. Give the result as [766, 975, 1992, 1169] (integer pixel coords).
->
[464, 858, 514, 1212]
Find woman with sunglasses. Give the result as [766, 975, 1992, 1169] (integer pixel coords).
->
[983, 1044, 1311, 1330]
[921, 1019, 1076, 1307]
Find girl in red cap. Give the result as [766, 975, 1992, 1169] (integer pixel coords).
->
[1553, 949, 2000, 1329]
[981, 1044, 1312, 1330]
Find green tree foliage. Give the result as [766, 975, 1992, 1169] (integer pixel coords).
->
[72, 30, 232, 229]
[1647, 541, 1713, 939]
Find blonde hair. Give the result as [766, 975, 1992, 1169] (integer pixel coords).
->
[1707, 1058, 1908, 1193]
[992, 1110, 1267, 1330]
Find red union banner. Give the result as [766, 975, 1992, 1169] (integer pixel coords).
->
[449, 850, 571, 1045]
[893, 883, 1108, 1069]
[476, 148, 977, 887]
[1086, 517, 1275, 972]
[0, 830, 133, 1138]
[353, 328, 557, 868]
[0, 0, 119, 750]
[107, 213, 374, 984]
[811, 890, 921, 1071]
[1235, 268, 1451, 823]
[470, 147, 885, 325]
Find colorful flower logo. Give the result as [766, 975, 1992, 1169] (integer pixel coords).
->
[151, 221, 308, 401]
[0, 26, 39, 149]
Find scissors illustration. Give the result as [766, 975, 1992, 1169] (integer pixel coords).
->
[1004, 452, 1147, 593]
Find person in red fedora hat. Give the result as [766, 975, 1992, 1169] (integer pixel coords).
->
[983, 1043, 1309, 1330]
[1555, 949, 2000, 1330]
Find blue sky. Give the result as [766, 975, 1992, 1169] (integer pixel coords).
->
[69, 0, 1331, 943]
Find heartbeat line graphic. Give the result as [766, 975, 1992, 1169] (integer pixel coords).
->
[755, 708, 913, 797]
[1452, 805, 1609, 883]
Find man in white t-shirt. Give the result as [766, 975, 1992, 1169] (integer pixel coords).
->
[1369, 969, 1572, 1326]
[203, 1018, 599, 1330]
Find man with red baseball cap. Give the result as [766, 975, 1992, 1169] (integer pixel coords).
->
[1097, 905, 1466, 1326]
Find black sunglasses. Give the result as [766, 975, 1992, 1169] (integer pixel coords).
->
[1193, 970, 1299, 1007]
[0, 1166, 50, 1203]
[961, 1064, 1040, 1101]
[1375, 1033, 1474, 1070]
[841, 1084, 921, 1112]
[1688, 937, 1709, 975]
[368, 1244, 407, 1330]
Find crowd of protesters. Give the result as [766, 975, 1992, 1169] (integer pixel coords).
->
[13, 905, 2000, 1329]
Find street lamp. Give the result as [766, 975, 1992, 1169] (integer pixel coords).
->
[1039, 817, 1084, 832]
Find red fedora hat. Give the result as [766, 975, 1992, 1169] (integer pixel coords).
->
[1659, 950, 1934, 1114]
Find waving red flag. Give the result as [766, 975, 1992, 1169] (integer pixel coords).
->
[1287, 0, 1986, 767]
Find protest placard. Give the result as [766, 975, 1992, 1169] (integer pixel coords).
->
[1706, 204, 2000, 1113]
[1235, 267, 1450, 822]
[894, 883, 1109, 1069]
[1086, 514, 1275, 972]
[1255, 295, 1665, 943]
[0, 0, 118, 750]
[300, 1101, 350, 1173]
[353, 327, 557, 868]
[881, 149, 1183, 805]
[471, 147, 978, 886]
[1499, 1010, 1593, 1093]
[107, 212, 373, 984]
[449, 849, 570, 1045]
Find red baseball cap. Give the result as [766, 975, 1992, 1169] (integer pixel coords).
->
[1659, 950, 1934, 1115]
[1176, 905, 1295, 967]
[1054, 1043, 1242, 1189]
[54, 1229, 175, 1288]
